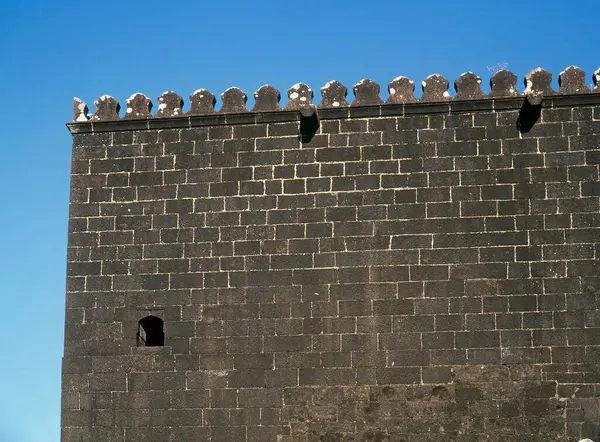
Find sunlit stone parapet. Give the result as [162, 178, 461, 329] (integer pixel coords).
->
[70, 66, 600, 121]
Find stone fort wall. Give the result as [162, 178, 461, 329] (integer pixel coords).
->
[63, 66, 600, 441]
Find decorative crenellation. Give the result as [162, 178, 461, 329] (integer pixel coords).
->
[73, 66, 600, 121]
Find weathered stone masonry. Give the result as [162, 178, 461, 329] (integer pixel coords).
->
[63, 66, 600, 441]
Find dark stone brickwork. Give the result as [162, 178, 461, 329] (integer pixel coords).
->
[63, 83, 600, 441]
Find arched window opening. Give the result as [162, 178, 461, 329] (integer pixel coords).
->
[137, 316, 164, 347]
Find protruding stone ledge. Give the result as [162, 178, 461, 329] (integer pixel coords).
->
[70, 66, 600, 124]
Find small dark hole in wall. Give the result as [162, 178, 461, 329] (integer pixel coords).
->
[137, 315, 164, 347]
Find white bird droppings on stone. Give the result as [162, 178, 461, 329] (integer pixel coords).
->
[300, 97, 307, 102]
[158, 103, 167, 110]
[333, 101, 340, 107]
[389, 88, 396, 95]
[443, 91, 451, 98]
[290, 92, 299, 99]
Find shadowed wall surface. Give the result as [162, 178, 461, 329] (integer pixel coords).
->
[63, 67, 600, 441]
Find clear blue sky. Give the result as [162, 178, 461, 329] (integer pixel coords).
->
[0, 1, 597, 441]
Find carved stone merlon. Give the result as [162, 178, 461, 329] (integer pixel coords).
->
[558, 66, 588, 94]
[156, 91, 183, 118]
[421, 74, 451, 102]
[524, 68, 554, 105]
[189, 89, 216, 115]
[352, 79, 383, 106]
[594, 68, 600, 93]
[386, 76, 416, 104]
[91, 95, 120, 121]
[320, 81, 349, 108]
[123, 93, 152, 120]
[73, 97, 89, 122]
[489, 70, 519, 97]
[253, 85, 281, 112]
[454, 72, 486, 100]
[284, 83, 313, 110]
[220, 87, 248, 113]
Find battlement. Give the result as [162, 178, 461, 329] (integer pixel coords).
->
[71, 66, 600, 125]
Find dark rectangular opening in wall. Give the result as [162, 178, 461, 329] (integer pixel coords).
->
[137, 315, 164, 347]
